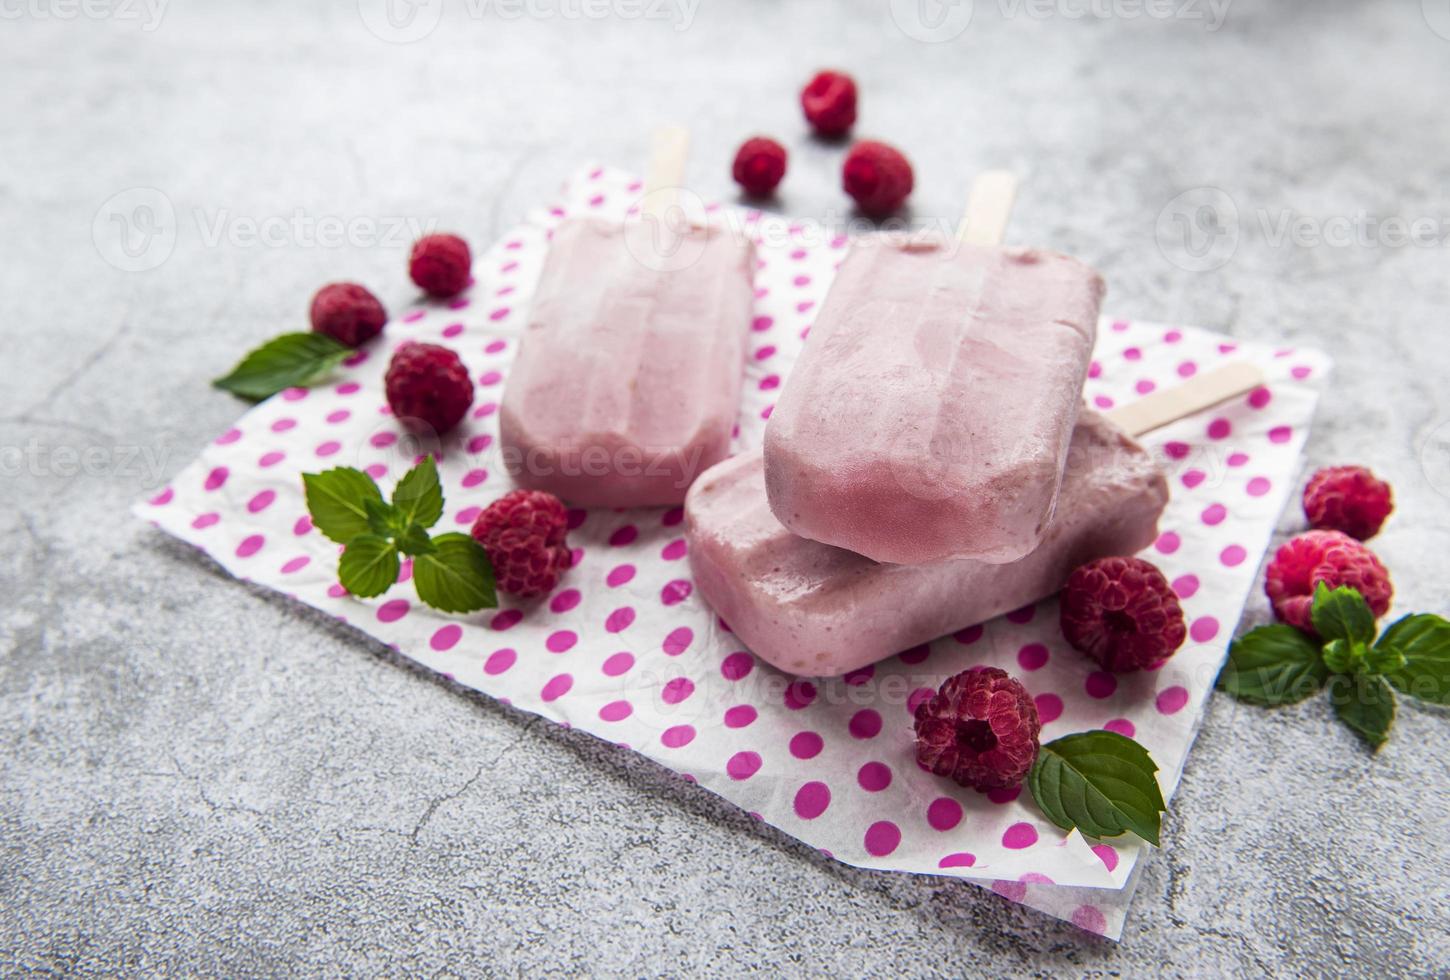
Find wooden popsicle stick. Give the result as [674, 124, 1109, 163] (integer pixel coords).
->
[642, 125, 690, 223]
[1105, 361, 1267, 438]
[957, 170, 1020, 246]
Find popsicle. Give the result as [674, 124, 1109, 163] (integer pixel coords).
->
[763, 172, 1105, 564]
[500, 128, 755, 507]
[687, 362, 1267, 677]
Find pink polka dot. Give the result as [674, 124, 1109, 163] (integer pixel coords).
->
[864, 821, 901, 857]
[365, 464, 387, 481]
[1182, 469, 1206, 489]
[281, 387, 308, 401]
[1220, 544, 1247, 567]
[1103, 718, 1135, 738]
[605, 607, 636, 632]
[546, 630, 577, 653]
[370, 431, 396, 447]
[1247, 387, 1272, 409]
[986, 785, 1022, 804]
[663, 626, 694, 656]
[954, 624, 984, 645]
[1190, 615, 1220, 642]
[191, 513, 219, 530]
[751, 315, 773, 332]
[235, 534, 264, 558]
[843, 665, 874, 686]
[549, 589, 581, 613]
[602, 652, 634, 676]
[784, 680, 816, 709]
[1002, 822, 1038, 849]
[1207, 418, 1231, 440]
[1135, 379, 1156, 395]
[661, 725, 695, 748]
[1006, 604, 1036, 624]
[1092, 844, 1119, 871]
[898, 643, 930, 664]
[1085, 672, 1118, 699]
[927, 797, 963, 831]
[315, 441, 341, 458]
[939, 853, 976, 869]
[491, 609, 522, 631]
[721, 651, 754, 680]
[1123, 346, 1141, 361]
[660, 538, 687, 561]
[609, 525, 637, 546]
[1034, 693, 1063, 724]
[430, 625, 461, 651]
[849, 709, 882, 739]
[1155, 531, 1181, 554]
[1202, 502, 1227, 525]
[1156, 685, 1190, 715]
[661, 507, 684, 527]
[204, 467, 229, 491]
[599, 700, 633, 722]
[661, 677, 695, 705]
[1172, 574, 1200, 598]
[1088, 360, 1103, 378]
[215, 427, 242, 445]
[727, 751, 762, 780]
[280, 556, 310, 574]
[1177, 360, 1198, 378]
[724, 705, 757, 728]
[455, 506, 481, 525]
[908, 687, 935, 713]
[794, 782, 831, 820]
[478, 370, 502, 387]
[1227, 451, 1250, 467]
[1291, 364, 1312, 380]
[462, 468, 488, 488]
[271, 418, 297, 433]
[326, 409, 351, 424]
[258, 451, 285, 468]
[1093, 394, 1114, 410]
[1246, 476, 1272, 496]
[1268, 425, 1293, 444]
[467, 434, 492, 453]
[540, 673, 573, 701]
[1072, 905, 1108, 935]
[377, 599, 409, 623]
[660, 580, 692, 605]
[293, 516, 312, 536]
[789, 731, 823, 759]
[606, 563, 636, 587]
[1163, 441, 1190, 460]
[1017, 643, 1049, 671]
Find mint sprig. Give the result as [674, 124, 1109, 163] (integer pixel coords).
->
[1027, 730, 1166, 847]
[1219, 583, 1450, 749]
[302, 457, 496, 614]
[214, 332, 351, 401]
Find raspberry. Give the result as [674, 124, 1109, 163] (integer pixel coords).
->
[1303, 465, 1393, 540]
[470, 490, 573, 598]
[732, 137, 787, 197]
[914, 667, 1041, 791]
[1264, 530, 1392, 634]
[409, 233, 472, 298]
[309, 282, 387, 348]
[842, 140, 914, 217]
[384, 342, 474, 436]
[1060, 557, 1188, 672]
[800, 69, 857, 137]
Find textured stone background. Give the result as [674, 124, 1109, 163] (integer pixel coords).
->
[3, 0, 1449, 975]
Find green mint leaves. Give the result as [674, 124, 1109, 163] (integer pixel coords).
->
[302, 456, 496, 614]
[1027, 730, 1167, 847]
[213, 332, 352, 401]
[1219, 583, 1450, 749]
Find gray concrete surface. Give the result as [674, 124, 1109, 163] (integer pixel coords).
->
[4, 0, 1450, 974]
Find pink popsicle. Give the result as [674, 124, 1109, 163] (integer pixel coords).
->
[763, 237, 1105, 564]
[500, 216, 755, 507]
[687, 411, 1166, 677]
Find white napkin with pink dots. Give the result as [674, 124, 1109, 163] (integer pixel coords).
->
[135, 166, 1328, 941]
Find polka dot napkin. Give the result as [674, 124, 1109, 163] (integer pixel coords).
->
[136, 166, 1330, 940]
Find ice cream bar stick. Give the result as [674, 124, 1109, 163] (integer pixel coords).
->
[957, 170, 1020, 246]
[642, 126, 690, 223]
[1106, 361, 1267, 438]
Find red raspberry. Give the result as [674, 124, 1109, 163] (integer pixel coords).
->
[732, 137, 788, 197]
[470, 490, 573, 598]
[801, 70, 857, 137]
[309, 282, 387, 348]
[1060, 557, 1187, 672]
[1303, 465, 1393, 540]
[409, 233, 472, 298]
[842, 140, 914, 217]
[1264, 530, 1392, 634]
[914, 667, 1041, 791]
[384, 341, 474, 436]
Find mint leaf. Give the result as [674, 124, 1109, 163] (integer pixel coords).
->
[303, 468, 384, 544]
[413, 532, 497, 613]
[213, 332, 351, 401]
[1310, 583, 1377, 645]
[395, 524, 437, 557]
[338, 534, 400, 599]
[1378, 613, 1450, 704]
[392, 455, 445, 529]
[1321, 638, 1361, 675]
[1328, 672, 1396, 750]
[1027, 730, 1166, 846]
[1217, 625, 1329, 705]
[364, 497, 406, 537]
[1361, 644, 1407, 677]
